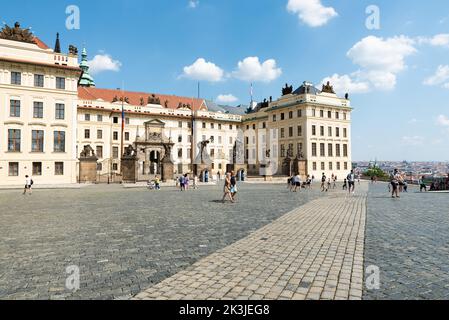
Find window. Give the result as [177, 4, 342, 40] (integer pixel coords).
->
[329, 162, 333, 170]
[343, 113, 347, 120]
[335, 112, 339, 120]
[343, 128, 347, 138]
[337, 162, 341, 170]
[312, 143, 317, 157]
[34, 74, 44, 87]
[321, 162, 325, 170]
[33, 102, 44, 118]
[178, 148, 183, 158]
[11, 71, 21, 85]
[113, 131, 118, 140]
[245, 137, 249, 145]
[202, 122, 206, 129]
[262, 122, 266, 129]
[218, 136, 222, 144]
[297, 109, 302, 117]
[187, 122, 192, 129]
[125, 118, 130, 125]
[328, 144, 333, 157]
[31, 130, 44, 152]
[336, 127, 340, 137]
[320, 143, 325, 157]
[32, 162, 42, 176]
[113, 163, 118, 171]
[125, 132, 130, 141]
[178, 121, 183, 128]
[112, 147, 119, 159]
[84, 129, 90, 139]
[289, 111, 293, 119]
[96, 146, 103, 158]
[328, 127, 332, 137]
[343, 144, 348, 157]
[281, 113, 285, 120]
[280, 145, 285, 157]
[9, 162, 19, 176]
[210, 149, 215, 158]
[56, 77, 65, 89]
[252, 124, 256, 130]
[289, 127, 293, 137]
[344, 162, 348, 170]
[8, 129, 21, 152]
[113, 117, 119, 124]
[297, 126, 302, 136]
[229, 125, 233, 130]
[320, 110, 324, 117]
[273, 115, 277, 122]
[280, 128, 285, 138]
[328, 111, 332, 118]
[218, 124, 222, 130]
[312, 162, 317, 171]
[97, 115, 103, 122]
[178, 135, 182, 143]
[97, 130, 103, 139]
[336, 144, 341, 157]
[55, 162, 64, 175]
[54, 131, 66, 152]
[10, 100, 20, 117]
[312, 109, 316, 117]
[85, 114, 90, 121]
[312, 125, 316, 136]
[320, 126, 324, 136]
[55, 103, 65, 120]
[211, 123, 214, 129]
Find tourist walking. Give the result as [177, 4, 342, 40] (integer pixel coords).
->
[193, 175, 199, 190]
[179, 175, 185, 191]
[342, 178, 348, 190]
[222, 172, 235, 203]
[230, 171, 238, 201]
[390, 169, 401, 198]
[419, 176, 427, 192]
[23, 175, 33, 195]
[321, 173, 327, 192]
[293, 173, 302, 192]
[154, 176, 161, 190]
[347, 170, 356, 194]
[184, 174, 190, 190]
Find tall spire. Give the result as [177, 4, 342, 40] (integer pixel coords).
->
[79, 47, 95, 87]
[54, 32, 61, 53]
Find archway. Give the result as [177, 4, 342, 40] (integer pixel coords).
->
[149, 150, 161, 175]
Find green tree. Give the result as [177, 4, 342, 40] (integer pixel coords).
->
[364, 167, 387, 178]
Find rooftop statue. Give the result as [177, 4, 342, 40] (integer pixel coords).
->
[0, 22, 35, 44]
[282, 83, 293, 96]
[322, 81, 336, 94]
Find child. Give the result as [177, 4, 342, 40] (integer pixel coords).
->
[342, 178, 348, 190]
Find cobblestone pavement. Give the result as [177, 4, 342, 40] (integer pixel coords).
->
[134, 184, 368, 300]
[0, 183, 325, 300]
[364, 183, 449, 300]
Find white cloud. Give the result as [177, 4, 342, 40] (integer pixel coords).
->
[423, 65, 449, 87]
[88, 54, 122, 75]
[322, 36, 416, 94]
[418, 34, 449, 47]
[321, 73, 369, 95]
[437, 115, 449, 126]
[232, 57, 282, 83]
[287, 0, 338, 27]
[216, 94, 238, 104]
[181, 58, 224, 82]
[188, 0, 199, 8]
[401, 136, 424, 146]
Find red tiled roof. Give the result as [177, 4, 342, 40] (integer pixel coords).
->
[33, 37, 49, 50]
[78, 87, 206, 111]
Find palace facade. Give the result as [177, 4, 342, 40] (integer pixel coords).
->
[0, 23, 353, 186]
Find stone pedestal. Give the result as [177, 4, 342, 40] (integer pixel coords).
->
[197, 164, 210, 182]
[79, 158, 98, 183]
[161, 158, 174, 183]
[121, 157, 137, 183]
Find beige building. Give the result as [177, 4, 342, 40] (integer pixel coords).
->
[0, 23, 352, 186]
[0, 23, 81, 186]
[242, 82, 353, 180]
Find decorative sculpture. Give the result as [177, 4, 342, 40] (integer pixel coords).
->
[68, 45, 78, 55]
[282, 83, 294, 96]
[80, 145, 96, 158]
[123, 145, 136, 158]
[322, 81, 336, 94]
[147, 94, 161, 105]
[0, 22, 35, 44]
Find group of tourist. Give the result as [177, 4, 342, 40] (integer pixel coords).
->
[287, 174, 312, 192]
[177, 174, 199, 191]
[389, 169, 408, 198]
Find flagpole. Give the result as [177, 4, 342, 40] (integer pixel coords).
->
[120, 81, 125, 167]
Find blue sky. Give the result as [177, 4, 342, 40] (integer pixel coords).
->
[2, 0, 449, 161]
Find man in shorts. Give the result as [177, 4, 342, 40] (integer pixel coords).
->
[23, 175, 33, 195]
[347, 170, 355, 194]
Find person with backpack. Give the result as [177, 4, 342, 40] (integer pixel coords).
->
[23, 175, 33, 195]
[179, 175, 185, 191]
[347, 170, 356, 194]
[390, 169, 400, 198]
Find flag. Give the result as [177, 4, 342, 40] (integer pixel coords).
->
[121, 105, 125, 130]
